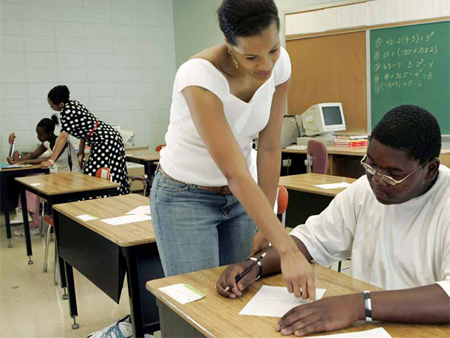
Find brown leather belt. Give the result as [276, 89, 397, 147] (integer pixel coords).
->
[158, 167, 232, 195]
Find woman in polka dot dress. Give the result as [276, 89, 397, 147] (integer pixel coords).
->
[41, 85, 130, 195]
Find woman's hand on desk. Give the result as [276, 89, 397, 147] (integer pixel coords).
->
[280, 248, 316, 301]
[276, 294, 363, 336]
[40, 160, 53, 169]
[216, 261, 259, 299]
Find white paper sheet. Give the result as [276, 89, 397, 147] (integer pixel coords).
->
[126, 205, 151, 215]
[30, 183, 42, 187]
[314, 327, 392, 338]
[76, 214, 98, 221]
[239, 286, 326, 317]
[100, 214, 151, 226]
[314, 182, 351, 190]
[159, 283, 205, 305]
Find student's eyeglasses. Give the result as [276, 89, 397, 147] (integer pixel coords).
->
[360, 154, 428, 186]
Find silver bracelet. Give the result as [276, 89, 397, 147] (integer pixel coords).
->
[364, 290, 372, 322]
[247, 257, 262, 280]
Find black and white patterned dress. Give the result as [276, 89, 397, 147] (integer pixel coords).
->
[60, 100, 130, 195]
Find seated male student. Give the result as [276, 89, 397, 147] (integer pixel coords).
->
[217, 105, 450, 336]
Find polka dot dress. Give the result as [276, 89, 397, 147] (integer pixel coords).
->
[60, 100, 130, 195]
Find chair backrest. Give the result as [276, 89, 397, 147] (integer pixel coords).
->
[95, 167, 111, 181]
[8, 133, 16, 157]
[155, 144, 165, 152]
[277, 185, 289, 215]
[307, 140, 329, 174]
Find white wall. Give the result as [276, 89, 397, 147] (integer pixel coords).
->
[0, 0, 176, 160]
[172, 0, 346, 68]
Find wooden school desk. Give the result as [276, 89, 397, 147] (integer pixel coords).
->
[0, 165, 48, 248]
[52, 194, 164, 338]
[15, 172, 119, 265]
[146, 265, 449, 338]
[279, 173, 356, 228]
[282, 146, 450, 178]
[126, 150, 160, 182]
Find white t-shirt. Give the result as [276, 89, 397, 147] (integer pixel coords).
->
[160, 47, 292, 186]
[290, 165, 450, 291]
[43, 141, 81, 173]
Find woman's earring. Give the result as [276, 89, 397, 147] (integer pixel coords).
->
[228, 49, 239, 69]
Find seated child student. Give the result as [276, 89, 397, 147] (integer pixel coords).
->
[217, 105, 450, 336]
[7, 115, 80, 236]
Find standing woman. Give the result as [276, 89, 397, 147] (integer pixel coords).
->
[41, 85, 130, 195]
[151, 0, 315, 299]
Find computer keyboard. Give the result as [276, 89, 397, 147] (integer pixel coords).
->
[285, 145, 307, 151]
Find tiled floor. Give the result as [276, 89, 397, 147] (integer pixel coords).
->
[0, 213, 157, 338]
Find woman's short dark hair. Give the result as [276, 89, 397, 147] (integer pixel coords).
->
[217, 0, 279, 46]
[48, 85, 70, 105]
[37, 114, 59, 134]
[370, 105, 441, 164]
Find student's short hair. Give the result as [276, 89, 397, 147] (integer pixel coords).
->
[37, 115, 59, 134]
[217, 0, 279, 46]
[370, 105, 441, 164]
[48, 85, 70, 105]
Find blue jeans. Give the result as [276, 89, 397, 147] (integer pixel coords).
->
[150, 170, 256, 277]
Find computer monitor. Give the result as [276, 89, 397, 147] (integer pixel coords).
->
[300, 103, 346, 136]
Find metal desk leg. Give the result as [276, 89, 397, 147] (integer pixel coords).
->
[20, 188, 33, 264]
[53, 211, 68, 293]
[124, 249, 145, 338]
[3, 196, 12, 248]
[64, 261, 79, 329]
[124, 245, 162, 338]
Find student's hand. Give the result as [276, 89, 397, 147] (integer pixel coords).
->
[250, 231, 270, 256]
[40, 160, 53, 169]
[7, 157, 17, 165]
[216, 261, 259, 299]
[276, 294, 364, 336]
[280, 249, 316, 300]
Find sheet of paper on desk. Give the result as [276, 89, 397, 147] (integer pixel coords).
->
[101, 214, 151, 226]
[159, 283, 205, 305]
[0, 163, 28, 169]
[239, 285, 326, 317]
[30, 183, 42, 187]
[313, 328, 392, 338]
[126, 205, 151, 215]
[314, 182, 351, 190]
[76, 214, 98, 221]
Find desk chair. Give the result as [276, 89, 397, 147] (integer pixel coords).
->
[277, 185, 289, 227]
[305, 140, 328, 174]
[8, 133, 19, 159]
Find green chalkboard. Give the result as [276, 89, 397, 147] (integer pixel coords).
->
[370, 21, 450, 134]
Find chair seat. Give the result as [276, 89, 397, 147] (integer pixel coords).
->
[44, 215, 54, 226]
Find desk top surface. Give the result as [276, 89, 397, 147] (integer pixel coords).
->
[126, 150, 160, 161]
[282, 146, 450, 157]
[279, 173, 357, 197]
[0, 164, 47, 174]
[15, 172, 119, 196]
[283, 146, 367, 156]
[53, 194, 155, 247]
[146, 265, 449, 338]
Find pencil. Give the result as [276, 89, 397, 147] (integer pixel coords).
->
[224, 253, 266, 292]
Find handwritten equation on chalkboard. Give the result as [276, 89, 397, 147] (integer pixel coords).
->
[372, 30, 438, 94]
